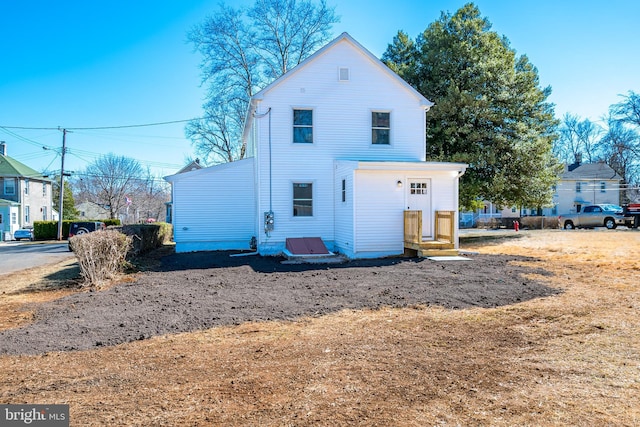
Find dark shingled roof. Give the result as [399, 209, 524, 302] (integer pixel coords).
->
[562, 162, 622, 181]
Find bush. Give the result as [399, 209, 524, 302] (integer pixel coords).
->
[520, 216, 558, 230]
[70, 229, 132, 288]
[32, 219, 121, 240]
[476, 217, 503, 229]
[115, 222, 172, 256]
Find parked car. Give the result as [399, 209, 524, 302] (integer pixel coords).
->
[68, 221, 106, 250]
[13, 227, 34, 241]
[557, 204, 628, 230]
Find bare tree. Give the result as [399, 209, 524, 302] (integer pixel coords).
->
[249, 0, 340, 78]
[187, 0, 338, 164]
[554, 113, 581, 164]
[125, 168, 171, 223]
[185, 93, 247, 164]
[599, 113, 640, 203]
[611, 91, 640, 128]
[555, 113, 601, 164]
[75, 154, 145, 220]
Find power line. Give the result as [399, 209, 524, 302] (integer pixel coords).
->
[0, 118, 201, 131]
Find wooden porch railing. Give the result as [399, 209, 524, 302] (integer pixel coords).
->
[403, 210, 422, 244]
[404, 210, 455, 244]
[435, 210, 455, 243]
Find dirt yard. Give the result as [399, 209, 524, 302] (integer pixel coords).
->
[0, 230, 638, 426]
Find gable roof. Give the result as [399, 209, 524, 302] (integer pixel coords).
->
[242, 32, 433, 143]
[0, 154, 46, 179]
[175, 159, 203, 175]
[562, 162, 622, 181]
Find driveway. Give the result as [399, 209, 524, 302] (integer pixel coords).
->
[0, 241, 74, 276]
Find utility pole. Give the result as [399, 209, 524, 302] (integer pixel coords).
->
[57, 129, 67, 240]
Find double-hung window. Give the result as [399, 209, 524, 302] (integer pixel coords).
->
[4, 178, 15, 195]
[372, 111, 390, 144]
[293, 183, 313, 217]
[293, 109, 313, 143]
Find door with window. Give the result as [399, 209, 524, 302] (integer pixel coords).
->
[407, 179, 431, 238]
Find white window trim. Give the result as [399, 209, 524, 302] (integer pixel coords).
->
[292, 107, 315, 144]
[370, 109, 392, 146]
[291, 180, 315, 218]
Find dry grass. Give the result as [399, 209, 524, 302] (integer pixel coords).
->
[1, 229, 639, 426]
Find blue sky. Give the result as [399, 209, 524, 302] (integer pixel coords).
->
[1, 0, 638, 178]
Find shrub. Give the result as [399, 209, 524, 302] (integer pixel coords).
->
[33, 219, 121, 240]
[115, 222, 173, 256]
[70, 229, 132, 288]
[520, 216, 558, 229]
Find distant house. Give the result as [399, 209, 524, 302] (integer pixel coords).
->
[468, 158, 623, 226]
[166, 33, 467, 258]
[0, 142, 53, 240]
[555, 159, 622, 214]
[75, 200, 111, 220]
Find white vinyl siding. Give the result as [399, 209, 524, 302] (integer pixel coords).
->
[354, 171, 405, 253]
[253, 39, 428, 253]
[169, 158, 256, 252]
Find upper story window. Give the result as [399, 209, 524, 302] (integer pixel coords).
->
[338, 67, 350, 81]
[600, 181, 606, 193]
[24, 179, 29, 195]
[4, 178, 15, 195]
[293, 183, 313, 217]
[43, 182, 47, 197]
[293, 109, 313, 143]
[372, 111, 390, 144]
[575, 182, 582, 193]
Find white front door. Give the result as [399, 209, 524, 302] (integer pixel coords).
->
[407, 179, 432, 238]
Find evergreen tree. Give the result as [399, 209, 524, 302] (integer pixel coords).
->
[383, 3, 560, 210]
[52, 179, 79, 220]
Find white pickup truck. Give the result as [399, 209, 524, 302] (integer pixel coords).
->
[557, 204, 628, 230]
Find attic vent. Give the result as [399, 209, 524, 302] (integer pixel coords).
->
[338, 67, 350, 81]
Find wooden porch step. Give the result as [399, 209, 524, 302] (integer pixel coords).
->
[404, 240, 458, 258]
[417, 248, 460, 257]
[404, 240, 455, 251]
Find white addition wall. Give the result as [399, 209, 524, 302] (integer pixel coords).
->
[169, 158, 256, 253]
[334, 161, 464, 258]
[353, 170, 406, 257]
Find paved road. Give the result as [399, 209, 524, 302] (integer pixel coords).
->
[0, 241, 75, 276]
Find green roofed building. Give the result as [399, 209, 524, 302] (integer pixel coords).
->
[0, 142, 54, 240]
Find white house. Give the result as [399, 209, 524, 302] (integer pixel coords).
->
[166, 33, 467, 258]
[469, 158, 623, 227]
[554, 160, 623, 214]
